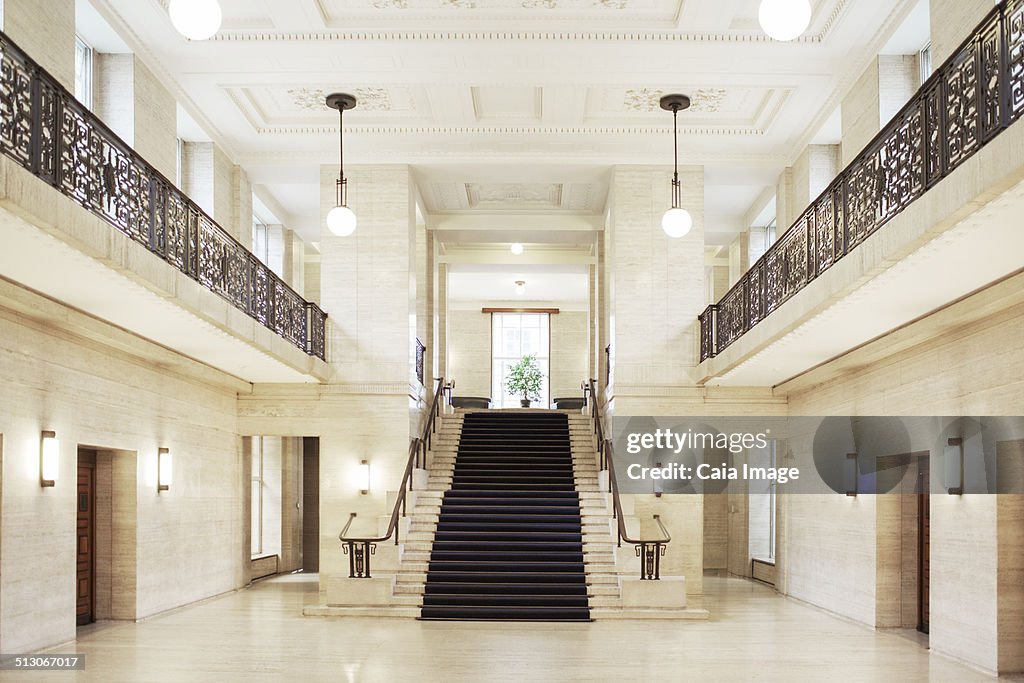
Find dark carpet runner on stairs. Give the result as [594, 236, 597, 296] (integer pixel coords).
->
[419, 411, 591, 621]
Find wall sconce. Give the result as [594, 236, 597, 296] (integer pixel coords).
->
[944, 438, 963, 495]
[158, 448, 173, 492]
[844, 452, 858, 497]
[359, 460, 370, 495]
[40, 430, 59, 487]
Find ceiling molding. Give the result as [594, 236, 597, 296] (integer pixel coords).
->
[210, 29, 821, 44]
[248, 125, 768, 136]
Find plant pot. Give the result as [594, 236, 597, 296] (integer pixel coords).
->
[520, 399, 531, 408]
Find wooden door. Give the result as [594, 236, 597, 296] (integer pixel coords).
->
[76, 451, 95, 626]
[918, 459, 930, 634]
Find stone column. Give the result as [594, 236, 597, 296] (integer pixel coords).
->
[317, 164, 418, 600]
[605, 165, 706, 599]
[3, 0, 74, 90]
[930, 0, 995, 65]
[841, 56, 920, 167]
[791, 145, 841, 214]
[94, 54, 177, 183]
[607, 165, 705, 393]
[182, 142, 253, 250]
[437, 262, 448, 381]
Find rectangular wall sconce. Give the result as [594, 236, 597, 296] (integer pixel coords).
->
[944, 438, 963, 495]
[158, 448, 172, 492]
[359, 460, 370, 495]
[40, 430, 59, 487]
[844, 453, 858, 497]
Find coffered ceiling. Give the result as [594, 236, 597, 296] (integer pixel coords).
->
[85, 0, 925, 255]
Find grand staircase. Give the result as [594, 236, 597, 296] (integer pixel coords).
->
[418, 411, 595, 621]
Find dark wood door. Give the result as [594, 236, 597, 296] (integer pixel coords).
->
[918, 459, 930, 634]
[76, 451, 95, 626]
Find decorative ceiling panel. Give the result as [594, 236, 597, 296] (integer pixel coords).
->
[466, 182, 563, 209]
[585, 85, 789, 130]
[224, 84, 426, 129]
[471, 86, 543, 122]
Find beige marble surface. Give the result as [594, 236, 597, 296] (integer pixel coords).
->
[7, 573, 1002, 682]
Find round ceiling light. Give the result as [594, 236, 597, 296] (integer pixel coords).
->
[168, 0, 223, 41]
[514, 280, 526, 296]
[661, 208, 693, 239]
[758, 0, 812, 42]
[511, 242, 524, 255]
[326, 205, 358, 237]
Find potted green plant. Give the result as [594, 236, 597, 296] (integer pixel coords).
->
[505, 354, 543, 408]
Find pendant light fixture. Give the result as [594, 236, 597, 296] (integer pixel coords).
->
[325, 93, 358, 237]
[660, 94, 693, 239]
[168, 0, 223, 41]
[515, 280, 526, 296]
[758, 0, 812, 42]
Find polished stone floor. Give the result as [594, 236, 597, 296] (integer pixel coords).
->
[6, 573, 1006, 682]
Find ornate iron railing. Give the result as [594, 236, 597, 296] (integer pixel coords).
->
[583, 379, 671, 580]
[700, 0, 1024, 363]
[0, 31, 327, 360]
[415, 338, 425, 386]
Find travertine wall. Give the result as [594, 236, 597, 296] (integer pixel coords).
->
[779, 295, 1024, 674]
[315, 163, 419, 596]
[94, 54, 178, 184]
[0, 290, 246, 654]
[182, 142, 252, 250]
[930, 0, 996, 65]
[446, 309, 491, 398]
[2, 0, 74, 90]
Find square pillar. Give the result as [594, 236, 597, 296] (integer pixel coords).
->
[94, 54, 177, 183]
[3, 0, 74, 90]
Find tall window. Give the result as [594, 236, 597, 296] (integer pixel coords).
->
[251, 438, 263, 557]
[491, 312, 550, 408]
[74, 36, 93, 109]
[748, 440, 777, 561]
[252, 216, 269, 266]
[919, 42, 933, 83]
[764, 218, 778, 250]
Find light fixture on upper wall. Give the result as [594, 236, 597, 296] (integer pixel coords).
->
[158, 448, 173, 493]
[358, 460, 370, 495]
[758, 0, 812, 42]
[40, 430, 59, 487]
[515, 280, 526, 296]
[660, 94, 693, 239]
[511, 243, 524, 255]
[944, 438, 964, 495]
[844, 452, 858, 497]
[325, 93, 358, 237]
[168, 0, 223, 41]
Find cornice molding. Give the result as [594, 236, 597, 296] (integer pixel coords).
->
[250, 125, 767, 136]
[212, 29, 821, 44]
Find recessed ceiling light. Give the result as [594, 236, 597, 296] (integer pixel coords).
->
[511, 243, 524, 255]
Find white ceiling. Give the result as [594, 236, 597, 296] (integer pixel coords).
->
[82, 0, 927, 303]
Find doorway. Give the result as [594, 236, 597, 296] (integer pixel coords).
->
[76, 449, 95, 626]
[918, 456, 930, 634]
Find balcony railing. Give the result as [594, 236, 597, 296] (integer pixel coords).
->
[0, 31, 327, 361]
[700, 0, 1024, 363]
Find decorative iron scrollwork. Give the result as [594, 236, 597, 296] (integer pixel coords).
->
[343, 540, 376, 578]
[0, 31, 327, 361]
[700, 3, 1021, 360]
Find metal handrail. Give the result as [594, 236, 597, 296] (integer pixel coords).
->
[584, 378, 670, 580]
[338, 377, 449, 578]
